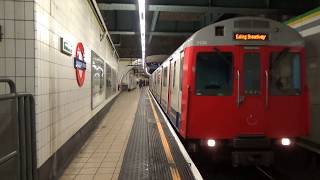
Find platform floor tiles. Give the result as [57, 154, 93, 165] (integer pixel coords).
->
[59, 89, 141, 180]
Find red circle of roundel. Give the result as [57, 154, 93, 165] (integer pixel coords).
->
[74, 42, 87, 87]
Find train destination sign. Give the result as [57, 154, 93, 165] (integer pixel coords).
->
[234, 33, 268, 41]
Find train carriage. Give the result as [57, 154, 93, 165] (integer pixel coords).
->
[150, 17, 309, 166]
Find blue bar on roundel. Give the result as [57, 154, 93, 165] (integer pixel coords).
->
[74, 57, 87, 70]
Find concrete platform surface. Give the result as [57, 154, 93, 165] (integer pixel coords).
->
[59, 89, 140, 180]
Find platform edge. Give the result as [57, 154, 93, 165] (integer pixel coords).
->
[148, 89, 203, 180]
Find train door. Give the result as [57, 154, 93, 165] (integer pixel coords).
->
[264, 46, 307, 136]
[187, 46, 236, 138]
[237, 47, 266, 134]
[177, 51, 184, 113]
[167, 59, 173, 113]
[178, 51, 184, 126]
[157, 70, 160, 100]
[159, 67, 163, 104]
[161, 65, 169, 109]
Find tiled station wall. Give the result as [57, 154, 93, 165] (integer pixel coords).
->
[0, 0, 35, 94]
[34, 0, 118, 167]
[0, 0, 119, 168]
[119, 60, 137, 90]
[288, 9, 320, 143]
[304, 32, 320, 144]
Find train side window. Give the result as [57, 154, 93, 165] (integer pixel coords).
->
[244, 53, 260, 95]
[195, 52, 233, 96]
[180, 52, 184, 91]
[269, 52, 301, 95]
[157, 72, 160, 86]
[163, 67, 168, 87]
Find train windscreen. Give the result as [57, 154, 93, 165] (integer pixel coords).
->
[244, 53, 261, 95]
[269, 52, 301, 95]
[195, 52, 233, 96]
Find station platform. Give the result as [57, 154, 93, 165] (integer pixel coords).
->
[59, 88, 198, 180]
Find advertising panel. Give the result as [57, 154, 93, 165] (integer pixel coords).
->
[91, 51, 105, 109]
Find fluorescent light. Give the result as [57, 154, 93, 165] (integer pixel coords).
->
[138, 0, 146, 70]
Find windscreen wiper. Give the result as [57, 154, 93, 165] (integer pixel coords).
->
[271, 47, 290, 67]
[214, 47, 231, 65]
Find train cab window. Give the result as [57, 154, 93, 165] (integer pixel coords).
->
[195, 52, 233, 96]
[244, 53, 260, 95]
[269, 52, 301, 95]
[215, 26, 224, 36]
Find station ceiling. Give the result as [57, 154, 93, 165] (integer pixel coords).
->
[97, 0, 320, 60]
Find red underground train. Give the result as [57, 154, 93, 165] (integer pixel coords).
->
[149, 17, 309, 166]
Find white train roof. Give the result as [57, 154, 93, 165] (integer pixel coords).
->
[183, 17, 304, 48]
[155, 17, 304, 71]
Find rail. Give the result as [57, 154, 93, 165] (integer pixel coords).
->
[0, 79, 37, 180]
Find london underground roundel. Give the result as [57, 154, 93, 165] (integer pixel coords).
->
[74, 42, 86, 87]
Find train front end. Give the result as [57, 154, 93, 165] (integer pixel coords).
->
[181, 17, 309, 166]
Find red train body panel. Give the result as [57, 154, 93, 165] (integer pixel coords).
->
[180, 46, 309, 140]
[149, 17, 309, 166]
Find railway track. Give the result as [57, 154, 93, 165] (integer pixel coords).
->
[189, 152, 291, 180]
[255, 166, 275, 180]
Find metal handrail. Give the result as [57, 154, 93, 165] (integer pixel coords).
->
[0, 79, 37, 180]
[0, 79, 16, 93]
[265, 70, 269, 108]
[237, 70, 240, 108]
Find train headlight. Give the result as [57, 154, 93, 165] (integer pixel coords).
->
[281, 138, 291, 146]
[207, 139, 216, 147]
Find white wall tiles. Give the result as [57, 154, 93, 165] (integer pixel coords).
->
[0, 0, 35, 94]
[0, 0, 119, 169]
[33, 0, 119, 167]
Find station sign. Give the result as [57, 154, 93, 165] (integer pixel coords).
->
[60, 37, 73, 56]
[74, 58, 86, 70]
[74, 42, 86, 87]
[234, 33, 269, 41]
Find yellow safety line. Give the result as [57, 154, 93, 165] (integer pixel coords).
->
[147, 92, 182, 180]
[288, 11, 320, 27]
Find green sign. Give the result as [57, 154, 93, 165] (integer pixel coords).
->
[60, 37, 73, 56]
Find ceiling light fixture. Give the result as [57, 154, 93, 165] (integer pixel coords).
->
[138, 0, 146, 70]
